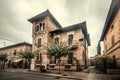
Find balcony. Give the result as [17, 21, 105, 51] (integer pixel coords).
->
[70, 40, 78, 50]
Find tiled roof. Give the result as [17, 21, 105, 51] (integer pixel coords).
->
[100, 0, 120, 41]
[50, 21, 91, 46]
[0, 42, 32, 50]
[28, 10, 62, 28]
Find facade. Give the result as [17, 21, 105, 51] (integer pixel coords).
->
[0, 42, 32, 68]
[28, 10, 91, 71]
[100, 0, 120, 68]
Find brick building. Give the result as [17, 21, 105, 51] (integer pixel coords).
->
[28, 10, 91, 71]
[100, 0, 120, 68]
[0, 42, 32, 68]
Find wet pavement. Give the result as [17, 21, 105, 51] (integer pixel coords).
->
[2, 68, 120, 80]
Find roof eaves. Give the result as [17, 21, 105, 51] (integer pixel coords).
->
[100, 0, 120, 41]
[28, 10, 62, 28]
[0, 42, 32, 50]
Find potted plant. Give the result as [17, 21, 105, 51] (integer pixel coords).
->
[39, 65, 46, 72]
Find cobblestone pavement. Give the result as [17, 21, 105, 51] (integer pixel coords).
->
[85, 73, 120, 80]
[4, 69, 120, 80]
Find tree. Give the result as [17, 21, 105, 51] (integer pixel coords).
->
[47, 41, 72, 74]
[0, 53, 8, 70]
[18, 51, 35, 71]
[94, 54, 113, 73]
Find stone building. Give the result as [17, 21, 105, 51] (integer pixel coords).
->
[100, 0, 120, 68]
[28, 10, 91, 71]
[0, 42, 32, 68]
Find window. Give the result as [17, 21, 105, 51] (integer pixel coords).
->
[36, 25, 39, 32]
[82, 51, 85, 61]
[37, 53, 42, 61]
[13, 50, 17, 55]
[38, 38, 42, 47]
[39, 23, 42, 31]
[111, 35, 114, 46]
[111, 25, 114, 31]
[36, 23, 45, 32]
[55, 37, 59, 44]
[68, 34, 73, 45]
[68, 52, 73, 64]
[43, 23, 45, 30]
[106, 44, 107, 51]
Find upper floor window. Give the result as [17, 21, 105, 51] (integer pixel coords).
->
[35, 23, 45, 32]
[111, 35, 114, 46]
[13, 50, 17, 55]
[82, 51, 85, 61]
[55, 37, 59, 44]
[37, 53, 42, 61]
[38, 38, 42, 47]
[106, 44, 107, 51]
[68, 34, 73, 45]
[36, 25, 39, 32]
[111, 25, 114, 31]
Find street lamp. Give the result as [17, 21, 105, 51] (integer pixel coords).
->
[79, 38, 87, 69]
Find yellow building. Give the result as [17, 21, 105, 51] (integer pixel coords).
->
[100, 0, 120, 68]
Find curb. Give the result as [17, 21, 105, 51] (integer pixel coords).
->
[27, 71, 83, 80]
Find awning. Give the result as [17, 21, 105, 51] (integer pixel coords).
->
[13, 59, 22, 63]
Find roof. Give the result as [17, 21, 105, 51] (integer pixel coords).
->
[28, 10, 62, 28]
[0, 42, 32, 50]
[49, 21, 91, 46]
[100, 0, 120, 41]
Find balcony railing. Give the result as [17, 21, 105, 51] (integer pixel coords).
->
[70, 40, 78, 50]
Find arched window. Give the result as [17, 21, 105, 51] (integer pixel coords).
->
[39, 23, 42, 31]
[38, 38, 42, 47]
[55, 37, 59, 44]
[68, 34, 73, 45]
[43, 23, 45, 30]
[36, 25, 39, 32]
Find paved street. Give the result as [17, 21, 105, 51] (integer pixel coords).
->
[0, 69, 120, 80]
[0, 71, 58, 80]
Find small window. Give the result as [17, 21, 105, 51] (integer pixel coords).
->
[111, 35, 114, 46]
[111, 25, 114, 31]
[55, 37, 59, 44]
[37, 53, 42, 61]
[43, 23, 45, 30]
[82, 51, 85, 61]
[13, 50, 17, 55]
[36, 25, 39, 32]
[68, 34, 73, 45]
[106, 44, 107, 51]
[38, 38, 42, 47]
[40, 23, 42, 31]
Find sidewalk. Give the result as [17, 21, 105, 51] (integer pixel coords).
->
[4, 68, 120, 80]
[31, 69, 88, 80]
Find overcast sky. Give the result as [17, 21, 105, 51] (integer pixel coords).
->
[0, 0, 111, 57]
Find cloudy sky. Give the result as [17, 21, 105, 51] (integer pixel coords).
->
[0, 0, 111, 57]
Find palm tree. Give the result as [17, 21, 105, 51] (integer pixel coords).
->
[0, 53, 8, 70]
[18, 51, 35, 71]
[47, 41, 72, 74]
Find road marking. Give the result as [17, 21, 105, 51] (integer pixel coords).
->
[0, 75, 25, 79]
